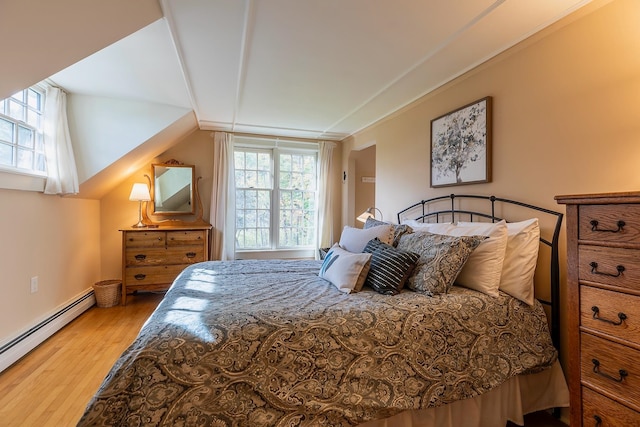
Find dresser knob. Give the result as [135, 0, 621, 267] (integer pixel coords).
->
[591, 306, 627, 326]
[186, 252, 196, 258]
[590, 219, 625, 233]
[592, 358, 628, 383]
[593, 415, 602, 427]
[134, 274, 146, 281]
[134, 254, 147, 261]
[589, 262, 625, 278]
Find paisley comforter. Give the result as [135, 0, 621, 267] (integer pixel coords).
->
[78, 259, 558, 426]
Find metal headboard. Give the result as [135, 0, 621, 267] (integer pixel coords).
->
[397, 194, 564, 351]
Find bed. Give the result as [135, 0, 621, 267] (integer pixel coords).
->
[78, 194, 569, 427]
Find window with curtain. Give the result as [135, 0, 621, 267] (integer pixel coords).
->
[234, 143, 318, 251]
[0, 83, 79, 195]
[0, 86, 46, 174]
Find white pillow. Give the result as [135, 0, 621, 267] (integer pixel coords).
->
[501, 219, 540, 305]
[338, 224, 394, 253]
[401, 219, 456, 235]
[441, 220, 508, 297]
[318, 244, 371, 293]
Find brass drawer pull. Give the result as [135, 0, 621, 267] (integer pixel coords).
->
[591, 306, 627, 326]
[590, 219, 625, 233]
[592, 358, 628, 382]
[186, 252, 196, 258]
[589, 262, 625, 277]
[134, 254, 147, 261]
[593, 415, 602, 427]
[134, 274, 146, 281]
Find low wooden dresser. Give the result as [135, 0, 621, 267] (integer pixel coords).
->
[121, 225, 211, 305]
[556, 192, 640, 426]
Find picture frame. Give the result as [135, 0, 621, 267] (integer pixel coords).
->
[430, 96, 492, 188]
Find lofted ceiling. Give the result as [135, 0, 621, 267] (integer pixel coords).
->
[51, 0, 596, 142]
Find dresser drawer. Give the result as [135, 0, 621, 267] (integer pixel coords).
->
[583, 387, 640, 427]
[125, 247, 169, 266]
[581, 333, 640, 409]
[125, 247, 204, 266]
[579, 204, 640, 244]
[166, 246, 205, 264]
[579, 245, 640, 290]
[125, 265, 188, 286]
[124, 231, 165, 248]
[166, 230, 206, 246]
[581, 286, 640, 345]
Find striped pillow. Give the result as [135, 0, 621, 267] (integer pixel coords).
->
[362, 238, 420, 295]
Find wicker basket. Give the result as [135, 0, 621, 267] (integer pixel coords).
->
[93, 280, 122, 308]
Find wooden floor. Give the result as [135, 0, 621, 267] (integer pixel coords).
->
[0, 292, 567, 427]
[0, 293, 163, 427]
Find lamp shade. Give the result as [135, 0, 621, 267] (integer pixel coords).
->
[356, 210, 374, 223]
[129, 183, 151, 202]
[356, 207, 382, 223]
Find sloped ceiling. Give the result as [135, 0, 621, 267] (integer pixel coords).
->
[50, 0, 597, 142]
[0, 0, 162, 99]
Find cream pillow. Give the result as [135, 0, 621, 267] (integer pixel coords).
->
[442, 220, 508, 297]
[501, 219, 540, 305]
[459, 219, 540, 304]
[338, 224, 394, 253]
[318, 244, 371, 293]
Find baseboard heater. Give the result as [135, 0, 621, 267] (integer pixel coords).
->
[0, 290, 96, 373]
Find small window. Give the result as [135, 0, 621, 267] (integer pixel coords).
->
[0, 87, 46, 174]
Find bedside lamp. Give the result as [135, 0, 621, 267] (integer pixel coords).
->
[129, 183, 151, 228]
[357, 207, 383, 223]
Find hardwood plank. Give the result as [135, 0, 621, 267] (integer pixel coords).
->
[0, 293, 162, 427]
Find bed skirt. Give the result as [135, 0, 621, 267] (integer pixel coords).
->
[359, 360, 569, 427]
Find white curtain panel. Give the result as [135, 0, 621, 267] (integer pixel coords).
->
[43, 86, 79, 195]
[317, 141, 335, 255]
[210, 131, 236, 260]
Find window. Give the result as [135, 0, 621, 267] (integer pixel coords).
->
[0, 87, 46, 174]
[234, 143, 318, 251]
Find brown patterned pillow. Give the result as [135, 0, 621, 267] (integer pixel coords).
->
[364, 217, 413, 247]
[397, 231, 486, 296]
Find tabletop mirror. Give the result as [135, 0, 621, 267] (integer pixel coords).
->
[152, 161, 195, 216]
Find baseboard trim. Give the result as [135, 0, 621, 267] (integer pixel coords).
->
[0, 289, 96, 373]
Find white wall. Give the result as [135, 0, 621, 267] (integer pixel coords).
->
[67, 95, 192, 183]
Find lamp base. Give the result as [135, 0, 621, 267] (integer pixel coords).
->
[132, 201, 147, 228]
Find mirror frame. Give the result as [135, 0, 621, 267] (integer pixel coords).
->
[151, 160, 196, 216]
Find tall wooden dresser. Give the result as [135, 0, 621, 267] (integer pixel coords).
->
[121, 225, 211, 305]
[556, 192, 640, 426]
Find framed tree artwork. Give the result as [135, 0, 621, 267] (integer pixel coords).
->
[430, 96, 492, 188]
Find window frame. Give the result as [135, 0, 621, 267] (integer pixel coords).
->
[233, 139, 319, 258]
[0, 85, 47, 176]
[0, 84, 48, 192]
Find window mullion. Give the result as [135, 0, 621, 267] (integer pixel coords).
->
[272, 148, 279, 250]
